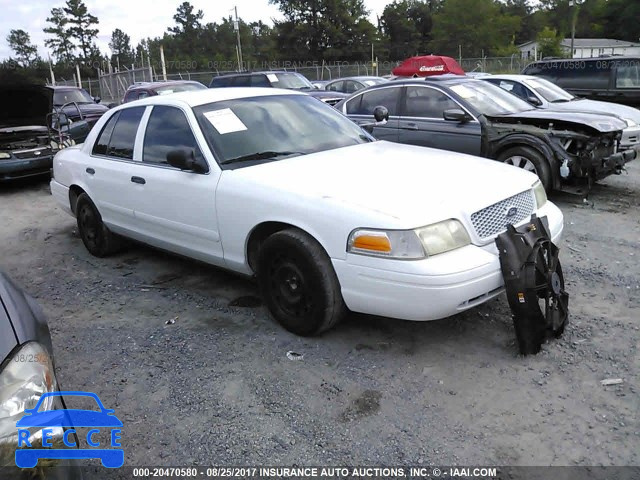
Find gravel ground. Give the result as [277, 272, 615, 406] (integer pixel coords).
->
[0, 165, 638, 474]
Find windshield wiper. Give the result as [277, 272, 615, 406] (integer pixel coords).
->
[220, 151, 304, 165]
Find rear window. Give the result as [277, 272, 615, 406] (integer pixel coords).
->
[616, 64, 640, 88]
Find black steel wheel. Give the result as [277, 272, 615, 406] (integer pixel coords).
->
[257, 228, 346, 336]
[76, 193, 123, 257]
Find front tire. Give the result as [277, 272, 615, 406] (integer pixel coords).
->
[76, 193, 123, 257]
[498, 146, 553, 192]
[257, 228, 347, 336]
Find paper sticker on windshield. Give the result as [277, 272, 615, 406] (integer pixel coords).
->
[267, 73, 279, 83]
[450, 85, 475, 99]
[203, 109, 247, 134]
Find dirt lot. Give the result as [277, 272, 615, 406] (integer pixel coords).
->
[0, 165, 638, 473]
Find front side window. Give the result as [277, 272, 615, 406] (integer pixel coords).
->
[194, 95, 371, 168]
[616, 65, 640, 88]
[143, 105, 205, 168]
[402, 86, 459, 118]
[327, 81, 344, 92]
[347, 87, 400, 116]
[92, 107, 144, 159]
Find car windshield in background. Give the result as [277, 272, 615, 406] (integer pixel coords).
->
[450, 81, 533, 116]
[524, 78, 574, 103]
[155, 84, 206, 95]
[53, 89, 94, 106]
[272, 73, 314, 90]
[194, 94, 371, 167]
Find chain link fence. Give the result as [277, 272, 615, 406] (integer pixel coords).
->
[55, 57, 538, 106]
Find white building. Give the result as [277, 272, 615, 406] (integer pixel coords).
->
[518, 38, 640, 60]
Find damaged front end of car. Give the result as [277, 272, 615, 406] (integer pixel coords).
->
[482, 112, 636, 194]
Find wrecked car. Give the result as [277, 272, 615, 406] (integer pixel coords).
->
[337, 76, 635, 193]
[0, 85, 87, 181]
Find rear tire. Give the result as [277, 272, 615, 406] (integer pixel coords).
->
[257, 228, 346, 336]
[498, 146, 553, 192]
[76, 193, 123, 257]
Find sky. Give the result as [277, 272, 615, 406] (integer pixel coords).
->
[0, 0, 392, 62]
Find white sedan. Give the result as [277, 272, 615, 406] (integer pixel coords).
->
[50, 88, 563, 335]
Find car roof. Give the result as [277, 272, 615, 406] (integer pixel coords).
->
[128, 80, 204, 91]
[328, 76, 383, 82]
[121, 87, 303, 108]
[481, 74, 535, 81]
[390, 75, 476, 86]
[213, 71, 303, 78]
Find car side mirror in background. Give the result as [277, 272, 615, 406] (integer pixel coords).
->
[443, 109, 470, 123]
[526, 96, 543, 107]
[166, 148, 208, 173]
[93, 96, 101, 104]
[373, 105, 389, 123]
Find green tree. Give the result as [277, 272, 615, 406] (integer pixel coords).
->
[43, 7, 76, 65]
[380, 0, 439, 59]
[601, 0, 640, 42]
[63, 0, 99, 63]
[109, 28, 134, 68]
[6, 29, 40, 67]
[270, 0, 376, 61]
[168, 1, 204, 58]
[536, 26, 565, 59]
[430, 0, 520, 57]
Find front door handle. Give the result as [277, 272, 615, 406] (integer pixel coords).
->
[131, 176, 146, 185]
[86, 167, 95, 175]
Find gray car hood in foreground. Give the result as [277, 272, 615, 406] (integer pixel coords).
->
[543, 98, 640, 125]
[492, 108, 627, 133]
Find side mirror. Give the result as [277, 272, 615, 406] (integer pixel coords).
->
[373, 105, 389, 122]
[166, 148, 207, 173]
[527, 96, 543, 107]
[93, 96, 101, 104]
[443, 109, 470, 123]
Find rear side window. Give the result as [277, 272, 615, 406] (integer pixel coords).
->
[92, 107, 144, 159]
[210, 77, 232, 88]
[143, 105, 206, 169]
[251, 75, 270, 87]
[347, 87, 400, 116]
[327, 81, 344, 92]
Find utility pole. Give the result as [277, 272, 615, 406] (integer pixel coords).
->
[234, 6, 244, 72]
[570, 0, 579, 59]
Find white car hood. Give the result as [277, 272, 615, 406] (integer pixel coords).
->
[224, 141, 538, 228]
[549, 98, 640, 125]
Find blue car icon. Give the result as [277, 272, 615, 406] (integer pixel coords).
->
[16, 391, 124, 468]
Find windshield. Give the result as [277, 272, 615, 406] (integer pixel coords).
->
[193, 94, 372, 168]
[449, 81, 533, 115]
[53, 88, 94, 106]
[154, 83, 206, 95]
[272, 73, 314, 90]
[523, 78, 574, 103]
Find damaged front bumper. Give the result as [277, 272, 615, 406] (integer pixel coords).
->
[0, 152, 53, 181]
[601, 148, 637, 175]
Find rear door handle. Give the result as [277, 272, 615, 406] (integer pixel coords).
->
[402, 123, 418, 130]
[131, 176, 146, 185]
[86, 167, 95, 175]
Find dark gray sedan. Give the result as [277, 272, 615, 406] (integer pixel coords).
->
[336, 76, 634, 193]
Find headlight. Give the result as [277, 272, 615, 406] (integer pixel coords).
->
[347, 229, 425, 259]
[415, 219, 471, 256]
[347, 219, 471, 259]
[0, 153, 11, 159]
[0, 342, 59, 463]
[533, 180, 547, 208]
[624, 118, 637, 128]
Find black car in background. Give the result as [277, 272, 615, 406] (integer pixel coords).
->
[51, 86, 109, 128]
[210, 71, 347, 106]
[0, 272, 82, 478]
[0, 85, 88, 181]
[122, 80, 207, 103]
[337, 76, 634, 192]
[521, 56, 640, 109]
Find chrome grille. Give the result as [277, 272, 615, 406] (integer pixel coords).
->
[470, 190, 536, 240]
